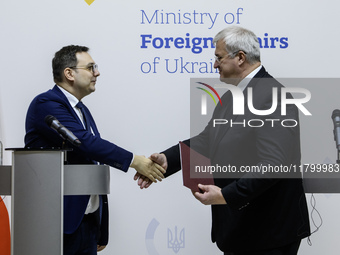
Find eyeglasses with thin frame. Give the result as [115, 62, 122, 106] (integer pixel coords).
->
[69, 63, 99, 74]
[214, 50, 247, 64]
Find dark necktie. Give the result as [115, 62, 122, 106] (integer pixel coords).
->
[76, 101, 91, 131]
[76, 102, 98, 166]
[76, 102, 102, 213]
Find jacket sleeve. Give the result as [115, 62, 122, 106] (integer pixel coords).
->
[25, 92, 133, 171]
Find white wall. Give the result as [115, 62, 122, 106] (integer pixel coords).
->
[1, 0, 340, 254]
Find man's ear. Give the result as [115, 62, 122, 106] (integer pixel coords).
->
[64, 68, 75, 82]
[237, 51, 247, 65]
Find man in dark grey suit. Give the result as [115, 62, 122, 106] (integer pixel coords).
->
[136, 26, 310, 254]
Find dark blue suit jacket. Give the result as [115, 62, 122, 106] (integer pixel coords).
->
[25, 85, 133, 243]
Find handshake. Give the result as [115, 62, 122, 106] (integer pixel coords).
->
[130, 152, 226, 205]
[130, 153, 167, 188]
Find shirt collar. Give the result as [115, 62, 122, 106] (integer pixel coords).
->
[57, 85, 80, 107]
[237, 65, 262, 91]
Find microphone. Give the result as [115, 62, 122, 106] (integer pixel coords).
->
[44, 115, 81, 147]
[331, 109, 340, 151]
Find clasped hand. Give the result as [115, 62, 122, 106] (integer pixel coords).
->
[130, 155, 165, 183]
[134, 153, 167, 189]
[133, 153, 227, 205]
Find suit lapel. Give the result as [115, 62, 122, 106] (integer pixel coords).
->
[212, 90, 233, 139]
[210, 90, 242, 156]
[52, 85, 83, 127]
[210, 67, 269, 156]
[82, 104, 100, 137]
[52, 85, 100, 138]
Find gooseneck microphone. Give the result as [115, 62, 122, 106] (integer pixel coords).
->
[44, 115, 81, 147]
[332, 109, 340, 151]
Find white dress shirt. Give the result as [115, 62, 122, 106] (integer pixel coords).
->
[58, 86, 99, 214]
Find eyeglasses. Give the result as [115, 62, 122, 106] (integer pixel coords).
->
[69, 63, 99, 74]
[214, 50, 247, 64]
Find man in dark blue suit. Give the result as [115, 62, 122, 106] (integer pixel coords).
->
[137, 26, 310, 254]
[25, 45, 165, 255]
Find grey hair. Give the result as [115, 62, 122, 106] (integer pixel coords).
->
[213, 26, 261, 64]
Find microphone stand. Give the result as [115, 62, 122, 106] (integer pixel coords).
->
[0, 141, 3, 166]
[61, 139, 71, 165]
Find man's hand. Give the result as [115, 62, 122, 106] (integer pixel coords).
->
[193, 184, 227, 205]
[134, 173, 152, 189]
[130, 155, 165, 183]
[134, 153, 168, 189]
[150, 153, 168, 170]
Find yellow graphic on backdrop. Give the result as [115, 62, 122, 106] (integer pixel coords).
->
[85, 0, 95, 5]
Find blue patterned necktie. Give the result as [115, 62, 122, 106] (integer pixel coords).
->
[76, 101, 91, 131]
[76, 102, 102, 213]
[76, 101, 98, 166]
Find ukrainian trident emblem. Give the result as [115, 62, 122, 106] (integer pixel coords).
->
[167, 226, 185, 253]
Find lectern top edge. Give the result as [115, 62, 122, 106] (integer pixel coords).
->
[5, 147, 72, 151]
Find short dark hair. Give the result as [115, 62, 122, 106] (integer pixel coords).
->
[52, 45, 89, 83]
